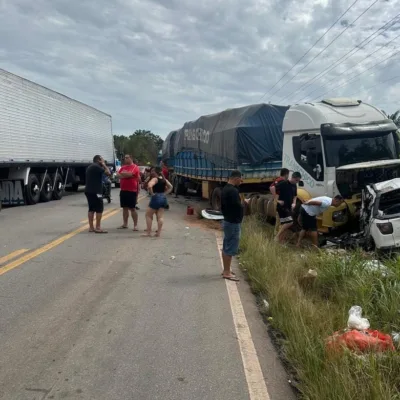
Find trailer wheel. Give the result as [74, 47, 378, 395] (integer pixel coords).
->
[211, 187, 222, 211]
[250, 195, 259, 215]
[257, 197, 267, 218]
[25, 174, 41, 205]
[173, 176, 185, 196]
[265, 199, 276, 224]
[52, 173, 63, 200]
[40, 175, 53, 202]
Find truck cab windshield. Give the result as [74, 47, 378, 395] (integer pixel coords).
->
[324, 132, 397, 168]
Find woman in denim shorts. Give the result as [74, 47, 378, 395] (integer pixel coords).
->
[142, 167, 172, 237]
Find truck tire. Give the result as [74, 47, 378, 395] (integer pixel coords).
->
[25, 174, 41, 205]
[52, 173, 63, 200]
[257, 197, 266, 216]
[250, 195, 259, 215]
[266, 199, 276, 224]
[40, 174, 53, 202]
[173, 176, 185, 196]
[71, 183, 79, 192]
[211, 187, 222, 211]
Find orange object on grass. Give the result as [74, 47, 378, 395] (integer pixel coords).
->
[327, 329, 395, 353]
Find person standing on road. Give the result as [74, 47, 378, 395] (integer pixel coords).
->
[221, 170, 247, 282]
[142, 166, 172, 237]
[133, 158, 141, 210]
[85, 155, 111, 233]
[274, 171, 301, 243]
[161, 160, 170, 210]
[116, 154, 140, 231]
[297, 195, 344, 248]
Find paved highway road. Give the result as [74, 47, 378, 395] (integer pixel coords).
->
[0, 190, 294, 400]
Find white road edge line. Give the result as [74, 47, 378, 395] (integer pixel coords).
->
[216, 232, 271, 400]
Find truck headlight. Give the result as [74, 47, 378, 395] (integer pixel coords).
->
[376, 222, 393, 235]
[332, 210, 346, 222]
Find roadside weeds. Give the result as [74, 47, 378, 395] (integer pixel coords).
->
[240, 217, 400, 400]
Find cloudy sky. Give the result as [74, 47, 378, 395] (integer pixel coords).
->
[1, 0, 399, 138]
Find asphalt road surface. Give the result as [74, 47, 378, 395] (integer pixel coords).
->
[0, 190, 295, 400]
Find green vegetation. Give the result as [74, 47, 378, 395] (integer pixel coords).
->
[240, 217, 400, 400]
[113, 129, 163, 165]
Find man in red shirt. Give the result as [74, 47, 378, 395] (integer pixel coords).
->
[161, 160, 169, 181]
[116, 154, 140, 230]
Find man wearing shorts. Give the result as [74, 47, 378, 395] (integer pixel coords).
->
[297, 195, 344, 247]
[221, 170, 247, 282]
[274, 171, 301, 243]
[85, 155, 111, 233]
[116, 154, 140, 230]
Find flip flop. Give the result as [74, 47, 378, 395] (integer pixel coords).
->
[117, 226, 128, 229]
[222, 275, 239, 282]
[94, 230, 108, 234]
[89, 229, 95, 233]
[133, 228, 139, 231]
[221, 271, 236, 276]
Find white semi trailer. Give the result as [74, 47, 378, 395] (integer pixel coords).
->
[0, 69, 114, 206]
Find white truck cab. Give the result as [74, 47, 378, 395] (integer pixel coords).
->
[282, 98, 400, 232]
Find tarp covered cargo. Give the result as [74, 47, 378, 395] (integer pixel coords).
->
[162, 103, 289, 165]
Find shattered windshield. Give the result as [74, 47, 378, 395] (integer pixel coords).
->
[324, 132, 397, 167]
[378, 188, 400, 217]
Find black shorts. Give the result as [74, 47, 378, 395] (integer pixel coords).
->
[300, 207, 317, 232]
[85, 192, 104, 213]
[277, 204, 293, 225]
[120, 190, 137, 209]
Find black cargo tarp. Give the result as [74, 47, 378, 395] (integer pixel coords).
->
[162, 103, 289, 166]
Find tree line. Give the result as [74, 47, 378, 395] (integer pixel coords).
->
[113, 130, 163, 165]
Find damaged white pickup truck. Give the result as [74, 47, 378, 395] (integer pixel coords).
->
[329, 177, 400, 255]
[360, 178, 400, 253]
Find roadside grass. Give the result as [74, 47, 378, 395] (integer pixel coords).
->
[240, 217, 400, 400]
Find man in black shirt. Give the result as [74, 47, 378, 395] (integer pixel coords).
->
[221, 170, 247, 282]
[274, 171, 301, 243]
[85, 155, 111, 233]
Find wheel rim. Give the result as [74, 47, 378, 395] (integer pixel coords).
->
[31, 184, 39, 196]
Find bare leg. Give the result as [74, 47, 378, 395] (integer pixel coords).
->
[130, 209, 138, 230]
[122, 208, 129, 227]
[95, 212, 103, 230]
[88, 211, 95, 231]
[276, 222, 293, 243]
[310, 231, 319, 247]
[222, 252, 232, 276]
[142, 208, 154, 236]
[154, 208, 164, 237]
[296, 230, 306, 247]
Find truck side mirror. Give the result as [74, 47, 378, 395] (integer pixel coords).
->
[299, 181, 304, 187]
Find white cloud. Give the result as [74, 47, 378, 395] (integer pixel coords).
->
[0, 0, 399, 137]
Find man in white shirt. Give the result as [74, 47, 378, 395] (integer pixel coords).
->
[296, 195, 344, 247]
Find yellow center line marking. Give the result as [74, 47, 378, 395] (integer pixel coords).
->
[0, 195, 147, 277]
[0, 249, 30, 266]
[0, 209, 118, 277]
[216, 232, 271, 400]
